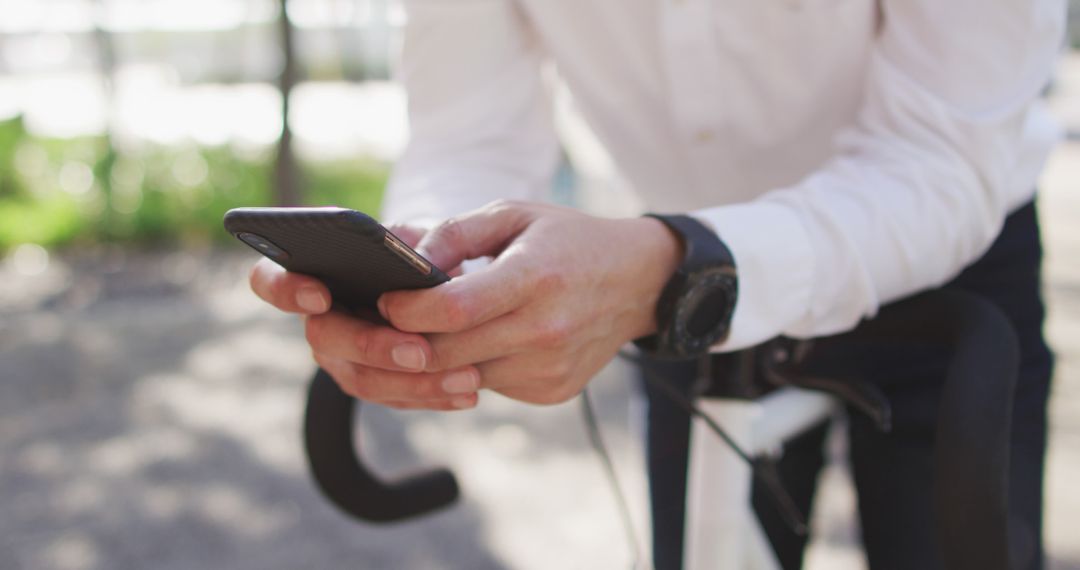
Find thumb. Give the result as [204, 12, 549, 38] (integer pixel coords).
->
[416, 202, 534, 272]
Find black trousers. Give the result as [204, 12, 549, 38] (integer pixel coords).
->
[643, 201, 1054, 570]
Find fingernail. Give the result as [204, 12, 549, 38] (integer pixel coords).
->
[391, 343, 426, 371]
[297, 287, 328, 313]
[451, 396, 476, 409]
[376, 296, 389, 320]
[442, 370, 479, 395]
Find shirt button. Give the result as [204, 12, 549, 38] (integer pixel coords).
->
[694, 129, 715, 144]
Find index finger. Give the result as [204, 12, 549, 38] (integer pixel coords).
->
[249, 257, 332, 314]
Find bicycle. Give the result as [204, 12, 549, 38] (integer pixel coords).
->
[301, 288, 1019, 570]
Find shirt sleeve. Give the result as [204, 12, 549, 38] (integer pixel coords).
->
[696, 0, 1066, 351]
[380, 0, 560, 226]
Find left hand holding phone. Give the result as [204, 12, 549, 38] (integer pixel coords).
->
[248, 223, 483, 411]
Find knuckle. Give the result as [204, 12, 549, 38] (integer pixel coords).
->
[486, 198, 511, 214]
[354, 328, 375, 363]
[532, 318, 573, 350]
[433, 216, 466, 248]
[486, 198, 523, 214]
[440, 291, 476, 331]
[415, 377, 445, 399]
[543, 360, 573, 381]
[486, 199, 538, 228]
[534, 269, 567, 294]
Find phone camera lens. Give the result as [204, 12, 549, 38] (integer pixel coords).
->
[237, 232, 290, 261]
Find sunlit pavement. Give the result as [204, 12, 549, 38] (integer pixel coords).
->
[3, 68, 1080, 570]
[0, 247, 659, 569]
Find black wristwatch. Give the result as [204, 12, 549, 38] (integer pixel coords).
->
[634, 214, 738, 359]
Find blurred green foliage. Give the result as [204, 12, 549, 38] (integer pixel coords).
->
[0, 116, 388, 253]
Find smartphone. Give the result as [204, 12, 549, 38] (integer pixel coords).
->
[223, 207, 449, 313]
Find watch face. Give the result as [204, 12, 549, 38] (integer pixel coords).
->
[673, 267, 737, 353]
[686, 286, 732, 338]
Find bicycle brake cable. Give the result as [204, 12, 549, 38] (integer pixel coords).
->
[581, 389, 646, 570]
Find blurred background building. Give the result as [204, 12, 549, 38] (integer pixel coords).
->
[0, 1, 1078, 569]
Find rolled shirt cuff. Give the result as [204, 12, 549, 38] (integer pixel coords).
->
[692, 200, 816, 351]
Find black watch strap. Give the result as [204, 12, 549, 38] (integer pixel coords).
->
[635, 214, 738, 359]
[645, 214, 735, 271]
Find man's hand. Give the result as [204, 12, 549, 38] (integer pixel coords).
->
[248, 224, 484, 411]
[380, 200, 682, 405]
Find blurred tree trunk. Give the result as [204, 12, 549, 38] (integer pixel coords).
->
[275, 0, 302, 206]
[92, 0, 119, 236]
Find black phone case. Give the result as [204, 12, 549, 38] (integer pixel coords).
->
[223, 207, 449, 312]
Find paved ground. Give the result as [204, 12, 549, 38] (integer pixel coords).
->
[3, 67, 1080, 570]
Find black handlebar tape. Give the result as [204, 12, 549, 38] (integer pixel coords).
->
[303, 368, 460, 522]
[839, 290, 1019, 570]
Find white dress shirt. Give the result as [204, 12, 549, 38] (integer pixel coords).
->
[381, 0, 1065, 350]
